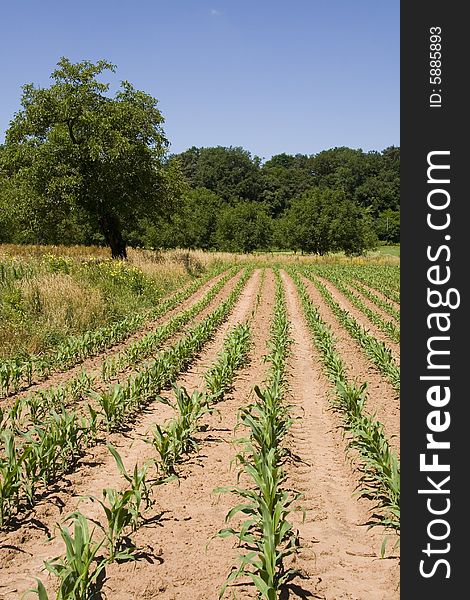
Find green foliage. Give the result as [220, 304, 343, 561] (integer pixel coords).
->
[89, 488, 138, 563]
[281, 187, 376, 255]
[215, 201, 273, 253]
[134, 187, 223, 250]
[2, 117, 399, 251]
[375, 209, 400, 243]
[41, 513, 106, 600]
[0, 430, 25, 526]
[260, 153, 316, 217]
[176, 145, 262, 202]
[1, 57, 175, 257]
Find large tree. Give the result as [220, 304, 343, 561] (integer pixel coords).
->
[2, 57, 172, 258]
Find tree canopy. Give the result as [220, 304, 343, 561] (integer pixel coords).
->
[176, 146, 262, 203]
[1, 57, 174, 257]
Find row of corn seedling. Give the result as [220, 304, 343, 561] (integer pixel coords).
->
[0, 269, 253, 528]
[216, 270, 301, 599]
[101, 266, 240, 380]
[126, 320, 251, 476]
[0, 408, 97, 527]
[289, 269, 400, 550]
[91, 268, 252, 432]
[148, 270, 255, 476]
[24, 321, 254, 597]
[310, 265, 400, 343]
[3, 370, 95, 434]
[325, 263, 400, 320]
[301, 269, 400, 393]
[204, 322, 251, 404]
[342, 264, 400, 304]
[24, 319, 253, 598]
[346, 277, 400, 322]
[8, 265, 244, 434]
[2, 267, 239, 430]
[0, 264, 231, 397]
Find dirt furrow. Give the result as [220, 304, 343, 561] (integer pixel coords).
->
[312, 273, 400, 363]
[281, 272, 400, 600]
[293, 272, 399, 454]
[0, 269, 273, 599]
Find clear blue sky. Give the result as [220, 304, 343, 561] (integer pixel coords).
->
[0, 0, 399, 161]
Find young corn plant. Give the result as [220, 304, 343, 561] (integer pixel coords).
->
[0, 430, 26, 526]
[107, 444, 154, 529]
[27, 512, 106, 600]
[88, 489, 137, 563]
[334, 382, 400, 552]
[159, 384, 209, 457]
[148, 379, 228, 478]
[89, 385, 126, 432]
[147, 423, 178, 476]
[216, 448, 301, 600]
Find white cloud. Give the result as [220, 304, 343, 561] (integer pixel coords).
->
[210, 9, 220, 16]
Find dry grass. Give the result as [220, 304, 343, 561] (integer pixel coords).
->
[0, 243, 109, 260]
[20, 273, 105, 331]
[1, 243, 399, 268]
[0, 274, 106, 357]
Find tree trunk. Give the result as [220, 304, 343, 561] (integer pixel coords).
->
[98, 214, 127, 259]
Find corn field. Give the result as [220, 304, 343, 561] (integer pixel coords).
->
[0, 247, 400, 600]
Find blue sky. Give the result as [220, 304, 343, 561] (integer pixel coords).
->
[0, 0, 399, 161]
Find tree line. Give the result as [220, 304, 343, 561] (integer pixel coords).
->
[0, 58, 399, 257]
